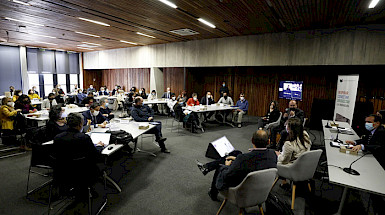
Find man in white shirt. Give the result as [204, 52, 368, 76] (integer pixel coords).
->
[167, 94, 178, 116]
[217, 92, 234, 121]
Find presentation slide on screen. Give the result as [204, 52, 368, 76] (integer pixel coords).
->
[279, 81, 303, 100]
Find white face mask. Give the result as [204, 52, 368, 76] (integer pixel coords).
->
[152, 93, 155, 96]
[90, 86, 93, 89]
[105, 103, 109, 106]
[207, 95, 211, 98]
[18, 93, 22, 96]
[7, 102, 14, 107]
[193, 97, 197, 101]
[167, 90, 170, 93]
[101, 89, 104, 92]
[139, 91, 142, 94]
[240, 97, 244, 100]
[92, 110, 99, 116]
[172, 97, 176, 100]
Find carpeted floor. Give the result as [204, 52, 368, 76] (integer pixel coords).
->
[0, 114, 377, 215]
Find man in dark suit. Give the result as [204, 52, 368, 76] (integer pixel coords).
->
[52, 113, 105, 190]
[205, 130, 277, 201]
[346, 114, 385, 152]
[131, 97, 170, 153]
[272, 100, 305, 150]
[161, 87, 172, 99]
[82, 102, 107, 127]
[200, 91, 215, 121]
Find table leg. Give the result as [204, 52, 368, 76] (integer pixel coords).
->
[134, 137, 157, 157]
[334, 187, 349, 215]
[104, 171, 122, 193]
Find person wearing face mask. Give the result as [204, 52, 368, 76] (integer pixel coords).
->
[272, 100, 305, 150]
[346, 114, 385, 152]
[55, 92, 66, 105]
[275, 118, 311, 189]
[256, 101, 281, 129]
[131, 97, 170, 153]
[219, 81, 229, 97]
[200, 91, 215, 122]
[232, 93, 249, 128]
[28, 89, 41, 109]
[15, 95, 37, 114]
[147, 90, 159, 113]
[148, 90, 157, 100]
[116, 90, 126, 110]
[139, 88, 147, 99]
[55, 85, 65, 95]
[9, 86, 15, 96]
[177, 90, 188, 103]
[81, 92, 95, 107]
[167, 93, 178, 116]
[216, 92, 234, 121]
[13, 90, 22, 102]
[82, 102, 107, 128]
[87, 85, 97, 94]
[129, 87, 138, 97]
[42, 93, 58, 110]
[100, 98, 114, 120]
[0, 97, 22, 145]
[187, 93, 200, 106]
[98, 87, 109, 96]
[111, 85, 120, 96]
[77, 89, 87, 104]
[46, 105, 68, 140]
[32, 86, 39, 95]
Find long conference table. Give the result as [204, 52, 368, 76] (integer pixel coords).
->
[322, 120, 385, 214]
[43, 120, 156, 192]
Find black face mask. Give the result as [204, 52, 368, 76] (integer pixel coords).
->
[48, 98, 54, 101]
[224, 96, 228, 99]
[289, 107, 297, 111]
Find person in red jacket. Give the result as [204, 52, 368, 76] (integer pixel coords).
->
[187, 93, 200, 106]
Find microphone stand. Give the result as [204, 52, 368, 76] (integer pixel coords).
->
[333, 126, 343, 144]
[325, 120, 331, 128]
[343, 152, 369, 176]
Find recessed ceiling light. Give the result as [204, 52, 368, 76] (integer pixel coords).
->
[157, 0, 177, 8]
[120, 40, 137, 45]
[75, 31, 100, 38]
[82, 42, 101, 46]
[198, 18, 216, 28]
[77, 47, 94, 50]
[369, 0, 380, 8]
[136, 32, 156, 38]
[78, 17, 110, 26]
[36, 41, 57, 45]
[12, 0, 30, 6]
[5, 17, 44, 27]
[29, 33, 56, 38]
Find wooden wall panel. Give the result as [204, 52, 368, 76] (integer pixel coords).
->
[83, 69, 102, 91]
[163, 67, 185, 96]
[186, 65, 385, 118]
[84, 68, 150, 93]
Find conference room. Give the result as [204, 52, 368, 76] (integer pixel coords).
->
[1, 0, 385, 214]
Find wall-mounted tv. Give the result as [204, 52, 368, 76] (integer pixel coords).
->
[279, 81, 303, 100]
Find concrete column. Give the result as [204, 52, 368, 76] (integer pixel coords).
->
[150, 67, 164, 98]
[19, 46, 29, 94]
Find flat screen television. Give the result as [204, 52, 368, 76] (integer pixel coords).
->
[279, 81, 303, 100]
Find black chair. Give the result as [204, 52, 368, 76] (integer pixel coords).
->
[26, 126, 54, 195]
[48, 156, 107, 215]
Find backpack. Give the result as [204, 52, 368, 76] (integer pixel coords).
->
[265, 192, 294, 215]
[108, 130, 133, 145]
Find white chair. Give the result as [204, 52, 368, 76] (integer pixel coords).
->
[217, 168, 277, 215]
[272, 149, 322, 210]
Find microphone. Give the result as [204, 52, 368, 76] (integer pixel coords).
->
[343, 152, 370, 176]
[333, 126, 343, 144]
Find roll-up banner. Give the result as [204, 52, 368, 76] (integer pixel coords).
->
[333, 75, 359, 126]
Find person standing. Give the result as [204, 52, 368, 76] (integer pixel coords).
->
[232, 93, 248, 128]
[219, 81, 229, 97]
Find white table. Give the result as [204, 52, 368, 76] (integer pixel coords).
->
[184, 104, 238, 130]
[322, 120, 385, 214]
[143, 99, 167, 105]
[25, 107, 89, 126]
[31, 100, 42, 106]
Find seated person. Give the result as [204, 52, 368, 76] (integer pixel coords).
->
[81, 92, 95, 107]
[216, 92, 234, 121]
[42, 93, 57, 110]
[100, 98, 114, 120]
[77, 89, 87, 104]
[187, 93, 200, 106]
[199, 130, 277, 201]
[98, 87, 109, 96]
[147, 90, 159, 113]
[27, 89, 40, 100]
[111, 85, 121, 96]
[0, 97, 22, 145]
[273, 100, 305, 150]
[161, 87, 172, 99]
[256, 100, 281, 129]
[275, 118, 311, 188]
[116, 90, 126, 109]
[82, 102, 107, 128]
[87, 85, 96, 94]
[129, 87, 139, 97]
[46, 105, 68, 140]
[173, 98, 185, 122]
[31, 86, 39, 95]
[177, 91, 188, 104]
[55, 91, 66, 104]
[9, 86, 15, 96]
[55, 85, 65, 95]
[200, 91, 215, 121]
[139, 88, 147, 99]
[15, 95, 37, 114]
[131, 97, 170, 153]
[346, 114, 385, 152]
[12, 90, 22, 102]
[376, 110, 385, 125]
[167, 94, 177, 116]
[148, 90, 157, 100]
[232, 93, 248, 128]
[52, 113, 105, 193]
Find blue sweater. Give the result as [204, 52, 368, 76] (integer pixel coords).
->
[235, 100, 249, 112]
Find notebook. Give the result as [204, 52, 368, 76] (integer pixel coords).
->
[90, 132, 111, 147]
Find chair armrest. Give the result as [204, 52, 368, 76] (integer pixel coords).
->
[277, 163, 293, 179]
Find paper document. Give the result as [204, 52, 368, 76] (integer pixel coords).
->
[90, 132, 111, 146]
[211, 136, 235, 157]
[330, 141, 354, 148]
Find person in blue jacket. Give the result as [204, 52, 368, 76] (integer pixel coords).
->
[232, 93, 249, 128]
